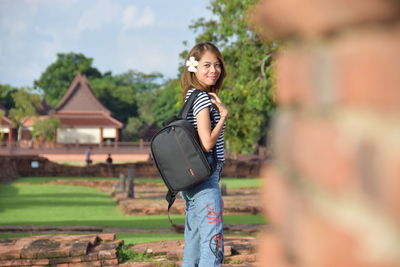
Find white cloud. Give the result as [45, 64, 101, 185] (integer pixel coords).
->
[121, 6, 155, 31]
[76, 0, 120, 33]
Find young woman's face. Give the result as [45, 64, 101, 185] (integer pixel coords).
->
[195, 51, 221, 88]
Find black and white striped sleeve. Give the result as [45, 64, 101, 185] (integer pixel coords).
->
[192, 91, 212, 116]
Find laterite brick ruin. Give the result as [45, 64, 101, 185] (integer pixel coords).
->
[252, 0, 400, 266]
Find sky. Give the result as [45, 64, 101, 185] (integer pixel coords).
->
[0, 0, 213, 88]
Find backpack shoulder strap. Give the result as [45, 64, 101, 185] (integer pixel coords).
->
[178, 89, 202, 119]
[166, 189, 177, 226]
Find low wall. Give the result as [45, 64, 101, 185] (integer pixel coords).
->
[0, 156, 20, 183]
[0, 155, 263, 183]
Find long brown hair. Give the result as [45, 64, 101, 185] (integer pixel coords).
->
[180, 42, 227, 95]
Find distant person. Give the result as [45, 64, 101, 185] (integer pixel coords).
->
[106, 153, 113, 164]
[85, 147, 92, 165]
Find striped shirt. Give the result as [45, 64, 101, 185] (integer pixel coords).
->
[185, 89, 226, 162]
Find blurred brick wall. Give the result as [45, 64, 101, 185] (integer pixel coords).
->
[251, 0, 400, 266]
[0, 155, 261, 181]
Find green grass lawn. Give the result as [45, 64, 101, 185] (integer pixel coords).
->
[0, 178, 264, 243]
[18, 176, 262, 189]
[0, 183, 264, 229]
[0, 232, 184, 245]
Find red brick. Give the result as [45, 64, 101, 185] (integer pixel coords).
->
[66, 261, 101, 267]
[70, 242, 89, 257]
[49, 256, 82, 265]
[98, 249, 116, 260]
[97, 234, 116, 241]
[31, 258, 50, 265]
[53, 235, 97, 245]
[294, 210, 351, 266]
[290, 117, 357, 193]
[0, 259, 32, 266]
[20, 247, 39, 259]
[37, 242, 72, 259]
[0, 259, 16, 266]
[101, 258, 119, 266]
[378, 144, 400, 222]
[275, 46, 338, 108]
[79, 252, 98, 262]
[333, 26, 400, 112]
[70, 256, 84, 263]
[249, 0, 400, 39]
[261, 166, 307, 263]
[256, 233, 295, 267]
[275, 27, 400, 113]
[261, 166, 294, 226]
[229, 254, 256, 263]
[275, 48, 314, 106]
[273, 112, 358, 193]
[294, 209, 400, 267]
[0, 250, 20, 260]
[92, 240, 122, 252]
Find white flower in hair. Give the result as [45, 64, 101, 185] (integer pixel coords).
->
[186, 56, 199, 72]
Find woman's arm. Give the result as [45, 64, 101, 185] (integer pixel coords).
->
[196, 93, 228, 152]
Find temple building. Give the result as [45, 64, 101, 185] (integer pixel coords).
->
[51, 73, 123, 144]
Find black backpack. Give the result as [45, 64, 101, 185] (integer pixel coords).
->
[150, 89, 216, 220]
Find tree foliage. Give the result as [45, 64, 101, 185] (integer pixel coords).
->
[9, 89, 42, 140]
[89, 70, 163, 140]
[0, 109, 4, 140]
[0, 84, 18, 110]
[34, 52, 102, 106]
[31, 117, 61, 142]
[152, 79, 182, 127]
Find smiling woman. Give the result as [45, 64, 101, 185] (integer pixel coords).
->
[178, 42, 229, 267]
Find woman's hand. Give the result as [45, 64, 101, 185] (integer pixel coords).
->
[209, 92, 229, 118]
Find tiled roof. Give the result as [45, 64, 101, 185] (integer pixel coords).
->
[22, 113, 123, 128]
[55, 73, 111, 114]
[56, 115, 123, 128]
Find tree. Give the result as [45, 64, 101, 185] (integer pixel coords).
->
[0, 84, 18, 110]
[31, 117, 61, 142]
[187, 0, 277, 154]
[152, 79, 182, 126]
[8, 89, 42, 141]
[89, 70, 164, 140]
[34, 52, 102, 106]
[0, 109, 5, 141]
[122, 117, 144, 141]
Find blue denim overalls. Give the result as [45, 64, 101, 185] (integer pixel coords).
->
[181, 153, 224, 267]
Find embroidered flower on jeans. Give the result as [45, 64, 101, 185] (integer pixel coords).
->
[186, 56, 199, 72]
